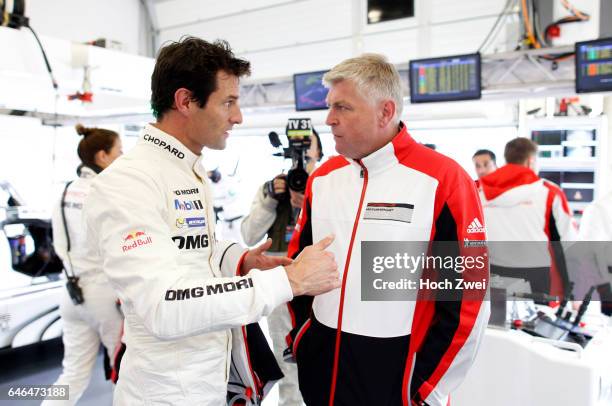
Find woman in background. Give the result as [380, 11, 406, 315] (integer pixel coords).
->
[44, 124, 124, 405]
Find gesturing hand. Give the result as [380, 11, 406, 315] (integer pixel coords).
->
[240, 238, 292, 275]
[285, 235, 340, 296]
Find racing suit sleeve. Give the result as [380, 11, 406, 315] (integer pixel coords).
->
[84, 166, 293, 341]
[50, 199, 68, 267]
[409, 169, 490, 406]
[240, 183, 279, 246]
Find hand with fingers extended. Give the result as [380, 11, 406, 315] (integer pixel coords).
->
[240, 238, 293, 275]
[284, 234, 341, 296]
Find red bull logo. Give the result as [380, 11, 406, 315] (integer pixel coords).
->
[122, 231, 152, 252]
[124, 231, 146, 242]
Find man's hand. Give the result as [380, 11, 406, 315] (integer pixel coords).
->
[241, 238, 292, 275]
[289, 190, 304, 209]
[285, 235, 340, 296]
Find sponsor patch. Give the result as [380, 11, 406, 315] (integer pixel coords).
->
[174, 199, 204, 211]
[172, 234, 209, 250]
[467, 218, 485, 234]
[173, 188, 199, 196]
[176, 217, 206, 229]
[143, 134, 185, 159]
[122, 231, 152, 252]
[165, 278, 254, 301]
[364, 202, 414, 223]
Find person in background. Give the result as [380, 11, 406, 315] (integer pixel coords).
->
[472, 149, 497, 180]
[44, 124, 124, 405]
[240, 128, 323, 406]
[479, 137, 578, 296]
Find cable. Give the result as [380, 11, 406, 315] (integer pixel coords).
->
[477, 0, 516, 52]
[531, 0, 549, 46]
[561, 0, 589, 20]
[24, 25, 58, 90]
[520, 0, 540, 48]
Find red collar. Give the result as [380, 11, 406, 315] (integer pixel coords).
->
[480, 164, 540, 200]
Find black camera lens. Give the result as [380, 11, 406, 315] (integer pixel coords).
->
[287, 168, 309, 193]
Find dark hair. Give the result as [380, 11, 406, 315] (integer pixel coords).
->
[504, 138, 538, 164]
[311, 128, 324, 161]
[76, 124, 119, 171]
[151, 37, 251, 119]
[473, 149, 496, 163]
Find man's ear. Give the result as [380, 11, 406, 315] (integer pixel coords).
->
[379, 100, 396, 128]
[174, 88, 193, 117]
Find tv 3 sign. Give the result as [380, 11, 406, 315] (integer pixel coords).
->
[287, 118, 312, 137]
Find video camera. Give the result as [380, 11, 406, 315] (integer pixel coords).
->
[268, 118, 314, 195]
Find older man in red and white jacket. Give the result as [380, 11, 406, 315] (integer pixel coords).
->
[286, 53, 490, 406]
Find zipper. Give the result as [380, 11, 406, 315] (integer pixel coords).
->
[329, 160, 369, 405]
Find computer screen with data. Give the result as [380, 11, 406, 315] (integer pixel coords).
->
[409, 53, 481, 103]
[576, 37, 612, 94]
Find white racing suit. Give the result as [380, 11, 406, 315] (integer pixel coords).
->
[44, 166, 124, 405]
[84, 124, 292, 405]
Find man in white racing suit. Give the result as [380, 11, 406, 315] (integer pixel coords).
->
[84, 37, 340, 405]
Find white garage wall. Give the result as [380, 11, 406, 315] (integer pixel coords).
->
[157, 0, 509, 80]
[26, 0, 147, 55]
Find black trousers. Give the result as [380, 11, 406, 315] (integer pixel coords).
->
[295, 316, 410, 406]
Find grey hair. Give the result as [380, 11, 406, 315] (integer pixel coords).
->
[323, 53, 403, 120]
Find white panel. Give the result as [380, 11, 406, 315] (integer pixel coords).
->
[158, 0, 352, 54]
[430, 16, 502, 57]
[155, 0, 293, 29]
[242, 38, 353, 80]
[430, 0, 507, 24]
[27, 0, 142, 55]
[361, 29, 420, 64]
[0, 27, 153, 116]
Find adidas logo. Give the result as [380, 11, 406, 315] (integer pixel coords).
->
[467, 218, 485, 233]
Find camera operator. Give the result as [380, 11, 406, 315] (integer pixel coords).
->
[241, 128, 323, 405]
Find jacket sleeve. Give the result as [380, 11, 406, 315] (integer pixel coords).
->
[240, 183, 279, 246]
[50, 198, 68, 268]
[410, 168, 490, 406]
[552, 190, 578, 241]
[84, 166, 293, 341]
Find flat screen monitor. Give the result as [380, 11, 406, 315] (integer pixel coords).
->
[409, 53, 481, 103]
[293, 70, 329, 111]
[575, 37, 612, 94]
